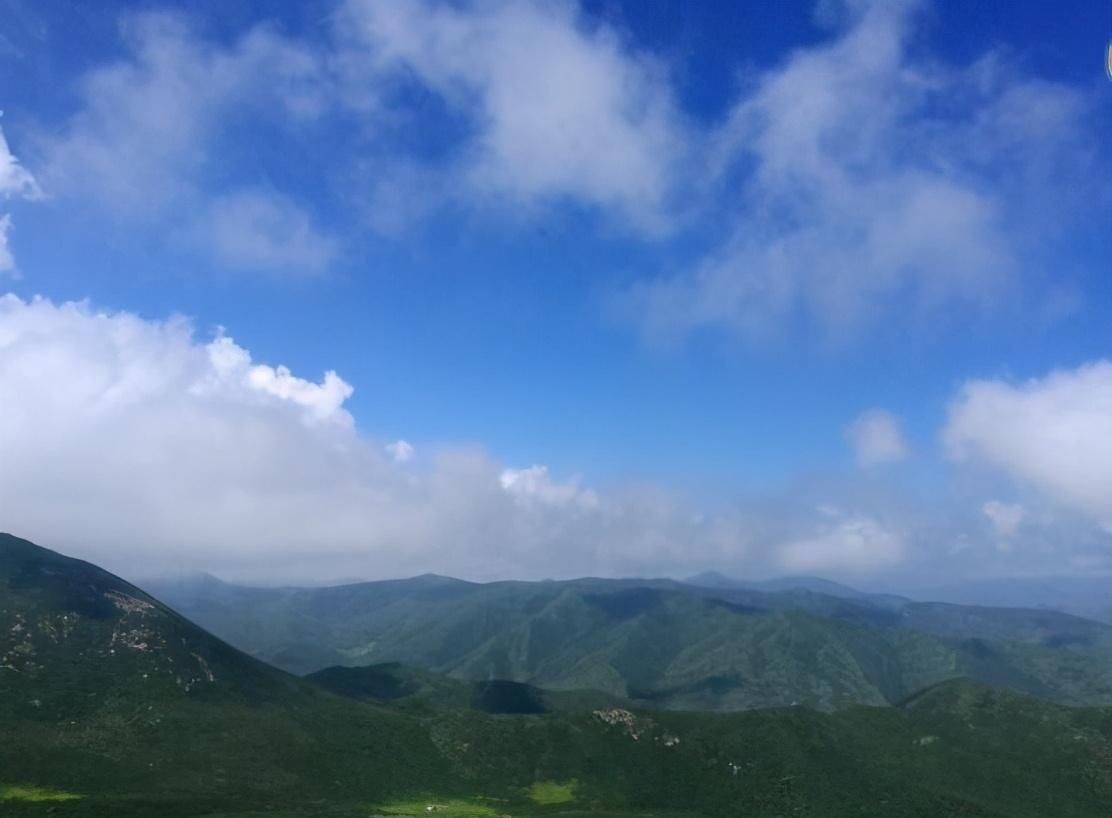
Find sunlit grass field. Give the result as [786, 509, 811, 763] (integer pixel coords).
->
[1, 785, 83, 803]
[527, 781, 576, 805]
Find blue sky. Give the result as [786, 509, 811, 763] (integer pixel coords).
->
[0, 0, 1110, 583]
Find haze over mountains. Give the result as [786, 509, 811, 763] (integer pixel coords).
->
[893, 577, 1112, 626]
[687, 570, 1112, 624]
[4, 532, 1112, 817]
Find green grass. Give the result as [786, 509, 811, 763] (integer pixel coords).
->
[0, 785, 82, 802]
[377, 797, 502, 816]
[527, 781, 576, 805]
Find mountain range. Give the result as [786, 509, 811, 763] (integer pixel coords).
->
[4, 532, 1112, 817]
[146, 568, 1112, 712]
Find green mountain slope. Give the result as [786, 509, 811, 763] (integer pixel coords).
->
[0, 533, 454, 815]
[148, 571, 1112, 711]
[4, 534, 1112, 817]
[0, 532, 294, 706]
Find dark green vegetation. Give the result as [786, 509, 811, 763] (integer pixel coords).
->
[306, 663, 627, 714]
[149, 569, 1112, 711]
[5, 533, 1112, 817]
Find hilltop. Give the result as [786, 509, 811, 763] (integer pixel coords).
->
[0, 533, 453, 815]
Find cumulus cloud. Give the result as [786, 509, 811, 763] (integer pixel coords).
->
[627, 0, 1098, 340]
[778, 507, 904, 574]
[0, 293, 775, 582]
[204, 335, 353, 425]
[336, 0, 688, 233]
[945, 361, 1112, 530]
[846, 408, 908, 466]
[499, 465, 599, 509]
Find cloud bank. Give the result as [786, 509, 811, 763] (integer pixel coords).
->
[0, 294, 1108, 582]
[0, 294, 742, 581]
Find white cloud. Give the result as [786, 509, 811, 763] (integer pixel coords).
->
[40, 14, 331, 272]
[499, 464, 598, 509]
[627, 0, 1096, 340]
[0, 293, 762, 582]
[43, 15, 322, 212]
[36, 0, 1098, 302]
[202, 191, 338, 275]
[778, 507, 904, 574]
[0, 120, 40, 199]
[337, 0, 688, 232]
[982, 500, 1026, 539]
[1, 291, 1102, 582]
[203, 335, 353, 426]
[0, 214, 14, 275]
[946, 361, 1112, 530]
[385, 439, 414, 463]
[846, 408, 908, 466]
[0, 120, 41, 276]
[35, 1, 692, 247]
